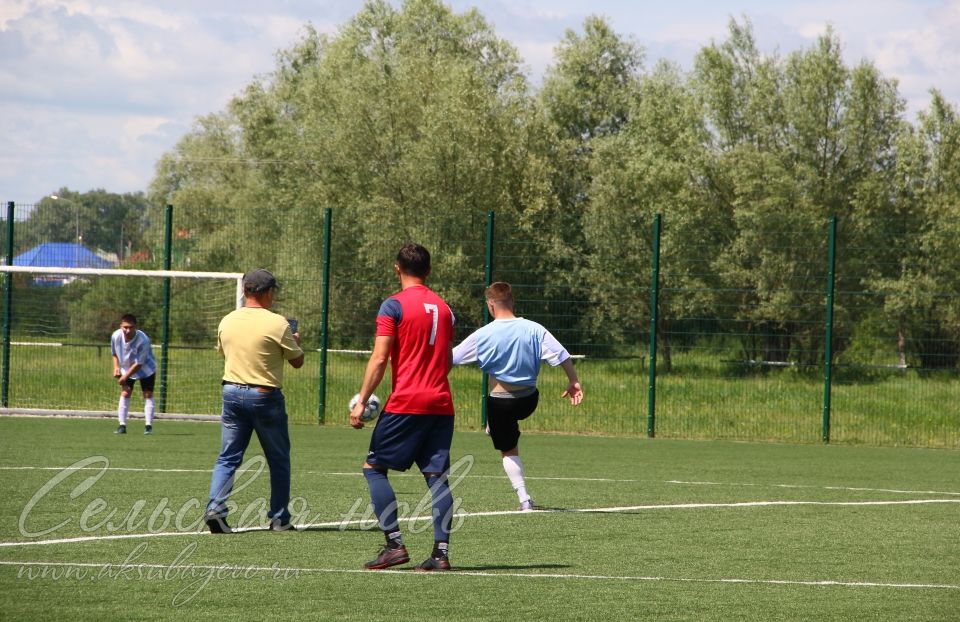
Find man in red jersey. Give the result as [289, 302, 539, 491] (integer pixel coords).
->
[350, 243, 456, 572]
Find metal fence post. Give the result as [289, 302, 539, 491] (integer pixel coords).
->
[158, 204, 173, 414]
[647, 214, 662, 438]
[822, 216, 838, 443]
[481, 210, 494, 428]
[317, 208, 332, 425]
[1, 201, 14, 407]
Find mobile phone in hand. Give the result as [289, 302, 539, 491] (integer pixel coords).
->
[287, 318, 298, 334]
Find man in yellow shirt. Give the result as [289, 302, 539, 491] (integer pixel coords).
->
[204, 268, 304, 533]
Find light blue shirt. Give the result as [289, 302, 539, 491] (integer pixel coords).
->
[110, 329, 157, 379]
[452, 317, 569, 386]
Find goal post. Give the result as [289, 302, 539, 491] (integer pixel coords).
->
[0, 266, 244, 307]
[0, 265, 243, 418]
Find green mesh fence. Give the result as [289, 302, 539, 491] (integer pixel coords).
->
[1, 201, 958, 448]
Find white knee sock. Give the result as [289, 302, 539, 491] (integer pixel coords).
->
[118, 395, 130, 425]
[502, 455, 529, 503]
[144, 398, 155, 426]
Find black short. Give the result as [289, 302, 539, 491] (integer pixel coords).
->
[122, 374, 156, 393]
[485, 389, 539, 452]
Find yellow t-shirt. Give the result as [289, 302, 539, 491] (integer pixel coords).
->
[217, 307, 303, 388]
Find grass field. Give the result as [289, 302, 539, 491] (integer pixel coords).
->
[0, 416, 957, 620]
[5, 343, 960, 447]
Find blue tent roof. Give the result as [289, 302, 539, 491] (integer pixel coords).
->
[14, 242, 115, 269]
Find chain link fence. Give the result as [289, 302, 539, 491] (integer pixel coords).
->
[2, 200, 958, 447]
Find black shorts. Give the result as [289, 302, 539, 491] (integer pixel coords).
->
[122, 374, 156, 393]
[486, 389, 539, 452]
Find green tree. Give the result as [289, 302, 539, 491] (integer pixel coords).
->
[693, 19, 906, 365]
[586, 61, 717, 366]
[872, 91, 960, 368]
[17, 188, 149, 261]
[532, 16, 644, 345]
[536, 15, 643, 245]
[149, 0, 548, 347]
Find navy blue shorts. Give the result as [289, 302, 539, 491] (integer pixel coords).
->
[366, 412, 454, 473]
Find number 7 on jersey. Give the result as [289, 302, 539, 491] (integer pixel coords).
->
[423, 303, 439, 345]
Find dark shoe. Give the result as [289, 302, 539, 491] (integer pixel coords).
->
[204, 512, 232, 534]
[364, 545, 409, 570]
[415, 555, 451, 572]
[144, 425, 153, 435]
[519, 499, 536, 512]
[269, 518, 296, 531]
[114, 425, 126, 434]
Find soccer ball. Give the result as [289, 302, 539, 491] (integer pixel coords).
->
[349, 393, 381, 422]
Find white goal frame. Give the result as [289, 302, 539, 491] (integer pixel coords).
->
[0, 265, 245, 420]
[0, 266, 245, 309]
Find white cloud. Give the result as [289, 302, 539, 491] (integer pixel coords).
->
[0, 1, 308, 202]
[514, 40, 557, 79]
[2, 0, 959, 204]
[860, 1, 960, 116]
[0, 0, 33, 27]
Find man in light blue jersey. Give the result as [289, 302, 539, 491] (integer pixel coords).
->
[452, 282, 583, 510]
[110, 314, 157, 435]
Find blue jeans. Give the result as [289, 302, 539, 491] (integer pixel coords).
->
[206, 384, 291, 523]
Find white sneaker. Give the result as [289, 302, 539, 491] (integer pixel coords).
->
[519, 499, 536, 512]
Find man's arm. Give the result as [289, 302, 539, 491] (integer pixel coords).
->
[119, 335, 152, 383]
[111, 354, 121, 378]
[119, 362, 141, 384]
[350, 335, 393, 429]
[539, 328, 582, 404]
[288, 331, 305, 369]
[451, 331, 479, 365]
[559, 358, 583, 406]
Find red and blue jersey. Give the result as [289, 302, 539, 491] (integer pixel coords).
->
[376, 285, 455, 415]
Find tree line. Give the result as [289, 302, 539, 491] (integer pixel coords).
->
[20, 0, 959, 367]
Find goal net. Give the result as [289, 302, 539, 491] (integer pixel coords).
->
[0, 266, 242, 418]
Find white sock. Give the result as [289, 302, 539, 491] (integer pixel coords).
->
[502, 455, 529, 503]
[118, 395, 130, 425]
[144, 398, 155, 426]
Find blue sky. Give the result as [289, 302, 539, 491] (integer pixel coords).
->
[2, 0, 958, 204]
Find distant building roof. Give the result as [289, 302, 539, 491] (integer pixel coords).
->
[13, 242, 116, 269]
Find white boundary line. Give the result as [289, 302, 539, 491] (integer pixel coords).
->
[1, 499, 958, 548]
[2, 466, 958, 496]
[0, 559, 956, 590]
[666, 480, 960, 496]
[0, 466, 635, 481]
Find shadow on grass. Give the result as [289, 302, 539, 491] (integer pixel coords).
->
[292, 525, 354, 533]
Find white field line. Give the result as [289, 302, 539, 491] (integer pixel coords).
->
[2, 466, 958, 496]
[666, 480, 960, 497]
[0, 466, 634, 481]
[1, 498, 958, 548]
[0, 559, 956, 590]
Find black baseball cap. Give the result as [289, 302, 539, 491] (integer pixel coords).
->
[242, 268, 279, 294]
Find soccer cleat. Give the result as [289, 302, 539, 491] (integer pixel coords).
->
[114, 425, 126, 434]
[519, 499, 536, 512]
[415, 555, 451, 572]
[204, 512, 232, 534]
[269, 518, 296, 532]
[144, 425, 153, 435]
[363, 545, 410, 570]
